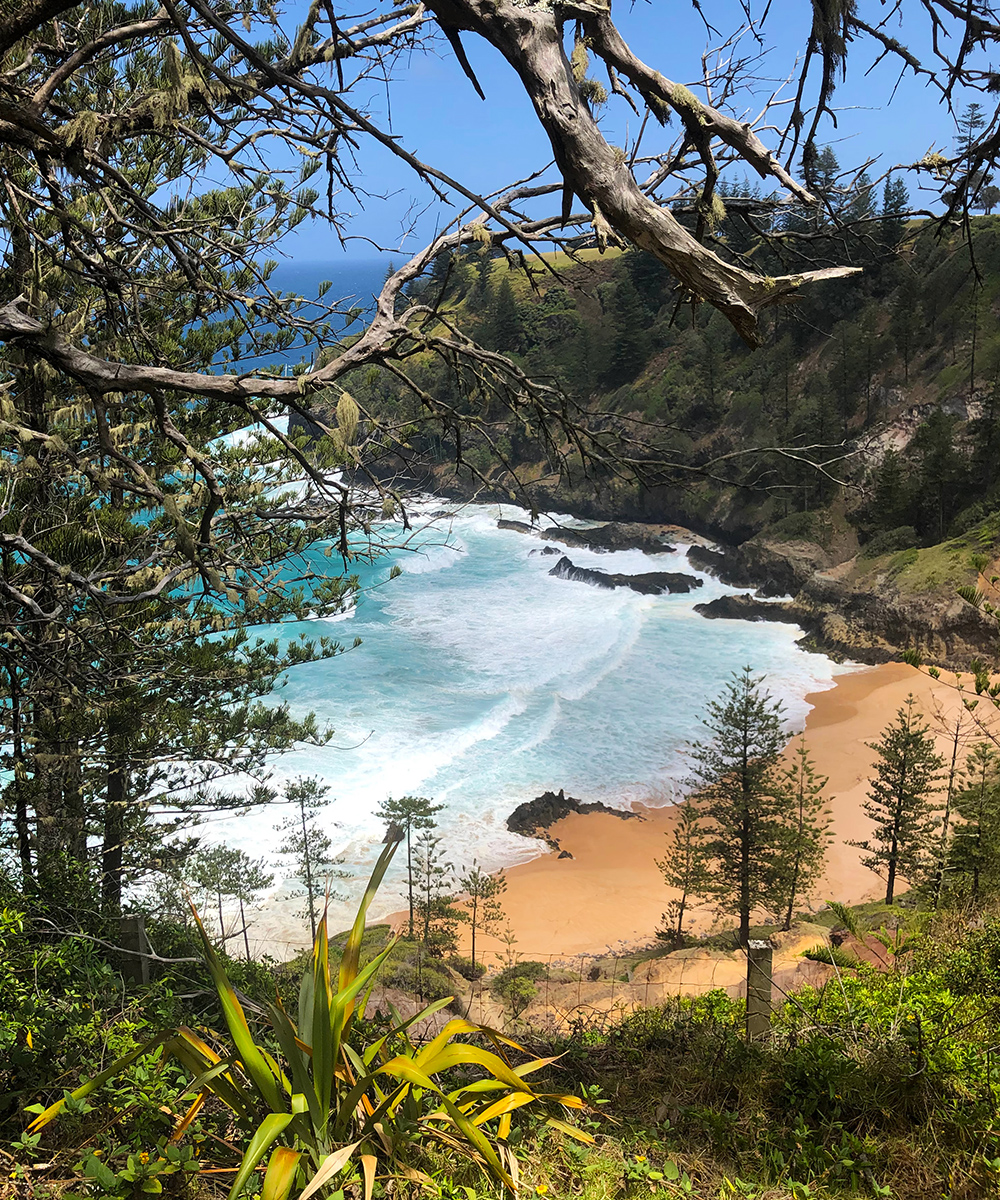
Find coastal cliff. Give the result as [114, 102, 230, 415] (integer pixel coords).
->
[690, 527, 998, 669]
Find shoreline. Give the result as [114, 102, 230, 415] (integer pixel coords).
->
[441, 659, 991, 960]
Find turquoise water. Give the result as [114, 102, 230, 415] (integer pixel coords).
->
[210, 498, 844, 925]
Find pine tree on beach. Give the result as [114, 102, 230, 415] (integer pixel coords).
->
[376, 795, 445, 938]
[949, 742, 1000, 901]
[457, 861, 507, 973]
[190, 844, 274, 959]
[779, 739, 832, 931]
[232, 854, 276, 962]
[692, 666, 792, 945]
[275, 777, 347, 941]
[191, 845, 243, 946]
[929, 708, 974, 908]
[413, 829, 461, 956]
[848, 698, 944, 904]
[656, 802, 710, 946]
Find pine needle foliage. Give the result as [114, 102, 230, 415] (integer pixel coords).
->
[655, 802, 710, 945]
[949, 741, 1000, 901]
[848, 696, 945, 904]
[779, 738, 833, 930]
[690, 666, 794, 945]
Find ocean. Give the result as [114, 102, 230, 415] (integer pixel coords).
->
[207, 495, 846, 932]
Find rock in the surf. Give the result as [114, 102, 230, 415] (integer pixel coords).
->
[541, 522, 675, 554]
[548, 555, 703, 595]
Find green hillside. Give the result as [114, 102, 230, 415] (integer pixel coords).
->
[344, 215, 1000, 566]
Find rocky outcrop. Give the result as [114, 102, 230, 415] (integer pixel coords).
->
[496, 518, 675, 554]
[694, 593, 813, 627]
[686, 544, 729, 577]
[507, 789, 639, 850]
[529, 546, 562, 557]
[688, 529, 1000, 669]
[549, 555, 703, 595]
[795, 574, 998, 667]
[540, 522, 674, 554]
[688, 536, 831, 597]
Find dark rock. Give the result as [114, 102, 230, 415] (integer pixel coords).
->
[541, 521, 674, 554]
[694, 594, 809, 625]
[685, 537, 829, 597]
[557, 849, 574, 859]
[548, 555, 703, 595]
[795, 574, 999, 668]
[732, 538, 830, 597]
[686, 544, 729, 577]
[529, 546, 562, 557]
[497, 518, 536, 534]
[507, 788, 640, 844]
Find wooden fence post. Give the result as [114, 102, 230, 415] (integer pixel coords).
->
[118, 915, 151, 986]
[745, 939, 773, 1042]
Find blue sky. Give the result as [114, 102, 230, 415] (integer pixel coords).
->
[283, 1, 972, 265]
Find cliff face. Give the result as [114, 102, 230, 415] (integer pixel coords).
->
[692, 533, 999, 670]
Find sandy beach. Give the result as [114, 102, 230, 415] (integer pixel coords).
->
[448, 660, 995, 960]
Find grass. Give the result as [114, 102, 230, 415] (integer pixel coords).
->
[852, 535, 980, 596]
[890, 538, 978, 594]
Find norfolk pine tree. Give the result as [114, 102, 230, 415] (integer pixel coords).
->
[275, 777, 347, 941]
[693, 667, 796, 945]
[232, 852, 276, 962]
[656, 803, 710, 946]
[849, 698, 944, 905]
[929, 707, 974, 908]
[949, 743, 1000, 902]
[376, 795, 444, 938]
[457, 861, 507, 973]
[190, 844, 274, 959]
[779, 739, 832, 931]
[413, 829, 461, 957]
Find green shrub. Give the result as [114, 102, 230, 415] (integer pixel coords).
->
[766, 511, 821, 541]
[861, 525, 918, 557]
[802, 943, 861, 969]
[446, 954, 485, 981]
[381, 959, 457, 1001]
[491, 974, 538, 1017]
[495, 960, 549, 983]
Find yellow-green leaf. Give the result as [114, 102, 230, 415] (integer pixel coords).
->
[262, 1148, 302, 1200]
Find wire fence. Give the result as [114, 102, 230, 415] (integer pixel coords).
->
[190, 924, 836, 1040]
[449, 944, 818, 1032]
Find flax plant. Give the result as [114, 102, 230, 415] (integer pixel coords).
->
[27, 835, 590, 1198]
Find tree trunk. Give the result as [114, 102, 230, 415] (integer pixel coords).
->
[102, 754, 128, 917]
[931, 715, 963, 909]
[406, 823, 414, 939]
[300, 799, 316, 941]
[739, 810, 751, 946]
[3, 645, 33, 888]
[782, 852, 801, 932]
